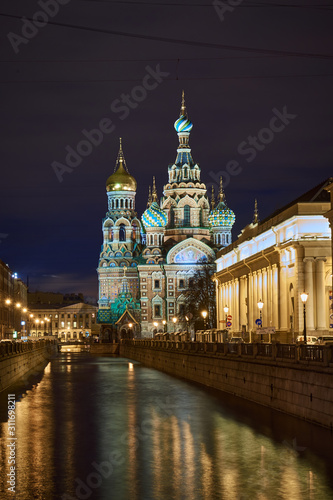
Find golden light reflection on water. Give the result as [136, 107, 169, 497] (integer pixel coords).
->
[1, 356, 332, 500]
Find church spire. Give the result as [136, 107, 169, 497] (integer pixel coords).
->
[218, 177, 225, 204]
[253, 198, 259, 224]
[114, 137, 129, 173]
[211, 185, 215, 210]
[146, 186, 152, 208]
[180, 89, 187, 117]
[152, 176, 158, 203]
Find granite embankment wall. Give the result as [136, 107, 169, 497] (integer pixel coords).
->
[0, 340, 57, 392]
[120, 340, 333, 429]
[90, 343, 119, 355]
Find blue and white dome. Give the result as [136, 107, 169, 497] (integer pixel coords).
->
[174, 115, 193, 133]
[142, 202, 168, 228]
[208, 202, 236, 229]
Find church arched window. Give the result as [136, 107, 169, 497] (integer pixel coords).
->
[184, 205, 191, 227]
[119, 224, 126, 242]
[222, 234, 225, 246]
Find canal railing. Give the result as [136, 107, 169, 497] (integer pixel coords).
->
[121, 340, 333, 368]
[0, 339, 57, 358]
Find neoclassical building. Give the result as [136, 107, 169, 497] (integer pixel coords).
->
[97, 92, 235, 337]
[215, 180, 332, 342]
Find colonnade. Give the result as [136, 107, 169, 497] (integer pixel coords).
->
[216, 257, 329, 334]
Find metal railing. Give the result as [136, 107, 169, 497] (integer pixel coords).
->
[121, 339, 333, 367]
[0, 339, 57, 358]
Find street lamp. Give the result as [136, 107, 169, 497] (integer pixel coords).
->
[257, 299, 264, 342]
[153, 321, 158, 337]
[223, 305, 229, 328]
[300, 292, 309, 344]
[172, 316, 177, 333]
[201, 310, 208, 330]
[36, 319, 40, 337]
[185, 315, 189, 334]
[162, 320, 167, 333]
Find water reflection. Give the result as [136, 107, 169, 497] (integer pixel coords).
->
[0, 354, 332, 500]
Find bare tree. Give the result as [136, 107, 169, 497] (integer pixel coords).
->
[181, 257, 216, 330]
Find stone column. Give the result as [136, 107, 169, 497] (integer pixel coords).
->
[240, 276, 247, 330]
[215, 280, 220, 329]
[248, 273, 253, 331]
[279, 265, 288, 330]
[316, 258, 327, 330]
[272, 265, 279, 328]
[253, 272, 258, 324]
[234, 279, 239, 332]
[303, 258, 315, 330]
[262, 268, 268, 327]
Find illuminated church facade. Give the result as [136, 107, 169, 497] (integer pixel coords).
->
[97, 93, 235, 337]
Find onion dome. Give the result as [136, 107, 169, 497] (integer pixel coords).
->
[142, 177, 168, 228]
[174, 90, 193, 133]
[208, 178, 236, 228]
[142, 202, 168, 228]
[106, 138, 137, 192]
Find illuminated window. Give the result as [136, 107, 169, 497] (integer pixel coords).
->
[179, 279, 184, 289]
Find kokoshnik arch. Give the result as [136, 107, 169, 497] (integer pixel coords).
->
[97, 92, 236, 338]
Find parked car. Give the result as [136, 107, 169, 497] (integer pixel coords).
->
[296, 336, 318, 345]
[316, 336, 333, 344]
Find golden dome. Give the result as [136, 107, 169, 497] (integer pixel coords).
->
[106, 139, 137, 192]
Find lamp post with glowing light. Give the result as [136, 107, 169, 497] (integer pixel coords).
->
[257, 299, 264, 342]
[201, 310, 208, 330]
[162, 320, 167, 333]
[35, 319, 40, 337]
[185, 315, 189, 334]
[128, 322, 133, 339]
[172, 316, 177, 333]
[223, 305, 229, 329]
[300, 292, 309, 344]
[153, 321, 158, 337]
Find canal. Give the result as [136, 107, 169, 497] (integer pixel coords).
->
[0, 353, 333, 499]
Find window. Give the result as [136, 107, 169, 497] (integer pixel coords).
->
[154, 280, 160, 289]
[61, 322, 65, 328]
[189, 279, 194, 288]
[119, 224, 126, 242]
[179, 304, 185, 315]
[179, 279, 184, 289]
[154, 304, 161, 317]
[67, 314, 70, 318]
[184, 205, 190, 227]
[67, 322, 71, 328]
[73, 321, 77, 328]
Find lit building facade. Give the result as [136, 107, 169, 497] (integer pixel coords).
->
[215, 180, 332, 342]
[29, 302, 98, 340]
[0, 262, 28, 339]
[97, 92, 235, 337]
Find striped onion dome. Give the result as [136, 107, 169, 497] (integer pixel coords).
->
[208, 201, 236, 228]
[142, 202, 168, 228]
[174, 115, 193, 133]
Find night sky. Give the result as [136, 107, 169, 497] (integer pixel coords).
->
[1, 1, 333, 300]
